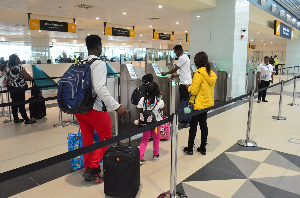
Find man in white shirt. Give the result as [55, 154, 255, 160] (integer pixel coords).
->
[161, 45, 192, 127]
[75, 35, 127, 183]
[257, 56, 273, 103]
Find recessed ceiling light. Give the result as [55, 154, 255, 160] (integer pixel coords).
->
[140, 34, 142, 36]
[73, 40, 77, 43]
[123, 12, 127, 15]
[197, 16, 200, 18]
[149, 25, 152, 27]
[158, 5, 162, 8]
[39, 30, 41, 33]
[150, 42, 151, 43]
[0, 38, 5, 41]
[261, 40, 263, 41]
[63, 37, 65, 38]
[164, 32, 166, 34]
[96, 17, 99, 20]
[180, 43, 181, 44]
[279, 44, 281, 45]
[123, 43, 125, 45]
[127, 28, 129, 29]
[264, 44, 265, 45]
[28, 33, 30, 34]
[258, 32, 260, 34]
[153, 39, 154, 40]
[271, 42, 273, 43]
[52, 39, 56, 42]
[176, 21, 179, 24]
[185, 31, 187, 33]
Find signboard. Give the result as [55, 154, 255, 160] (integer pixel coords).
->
[29, 19, 76, 33]
[154, 32, 174, 41]
[105, 27, 135, 37]
[248, 43, 256, 49]
[186, 36, 190, 42]
[274, 20, 294, 40]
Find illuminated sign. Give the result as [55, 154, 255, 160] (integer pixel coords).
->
[105, 27, 135, 37]
[153, 32, 174, 41]
[29, 19, 76, 33]
[274, 20, 294, 40]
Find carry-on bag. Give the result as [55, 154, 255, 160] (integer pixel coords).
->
[29, 82, 46, 119]
[103, 138, 140, 198]
[68, 128, 99, 171]
[159, 116, 170, 140]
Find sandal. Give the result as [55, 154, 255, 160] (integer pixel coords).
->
[24, 119, 36, 124]
[14, 119, 24, 123]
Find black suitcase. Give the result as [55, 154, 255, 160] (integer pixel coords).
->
[29, 82, 46, 119]
[29, 97, 46, 119]
[103, 140, 140, 198]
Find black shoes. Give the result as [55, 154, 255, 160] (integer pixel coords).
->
[257, 100, 261, 103]
[196, 147, 206, 155]
[183, 147, 193, 155]
[262, 100, 268, 102]
[83, 166, 101, 182]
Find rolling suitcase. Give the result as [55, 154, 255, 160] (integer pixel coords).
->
[29, 82, 46, 119]
[160, 116, 170, 140]
[103, 139, 140, 198]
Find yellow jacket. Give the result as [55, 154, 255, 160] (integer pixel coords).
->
[187, 67, 217, 110]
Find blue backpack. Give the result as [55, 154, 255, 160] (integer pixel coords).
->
[57, 59, 98, 114]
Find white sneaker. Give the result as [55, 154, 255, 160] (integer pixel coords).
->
[153, 153, 162, 160]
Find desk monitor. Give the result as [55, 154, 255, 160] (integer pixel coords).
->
[126, 64, 138, 80]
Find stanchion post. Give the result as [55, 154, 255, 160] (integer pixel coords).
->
[53, 108, 68, 127]
[279, 68, 282, 83]
[0, 87, 6, 117]
[287, 67, 289, 81]
[170, 113, 179, 198]
[272, 81, 287, 120]
[288, 76, 299, 106]
[237, 91, 257, 147]
[3, 92, 12, 123]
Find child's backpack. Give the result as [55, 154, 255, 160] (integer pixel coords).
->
[139, 99, 157, 127]
[131, 85, 145, 105]
[57, 59, 98, 114]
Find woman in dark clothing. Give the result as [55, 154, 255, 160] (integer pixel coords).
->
[5, 54, 36, 124]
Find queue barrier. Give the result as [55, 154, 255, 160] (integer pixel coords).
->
[0, 74, 299, 198]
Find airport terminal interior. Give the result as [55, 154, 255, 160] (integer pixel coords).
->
[0, 0, 300, 197]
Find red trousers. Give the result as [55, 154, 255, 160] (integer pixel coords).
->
[75, 109, 112, 169]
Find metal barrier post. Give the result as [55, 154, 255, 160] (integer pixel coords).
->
[272, 81, 287, 120]
[279, 68, 282, 83]
[0, 87, 6, 117]
[53, 108, 68, 127]
[237, 91, 257, 147]
[287, 67, 290, 81]
[3, 92, 12, 123]
[288, 76, 299, 106]
[170, 113, 179, 198]
[67, 114, 79, 127]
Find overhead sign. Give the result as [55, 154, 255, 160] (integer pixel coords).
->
[274, 20, 294, 40]
[153, 32, 174, 41]
[29, 19, 76, 33]
[105, 27, 135, 37]
[248, 43, 256, 49]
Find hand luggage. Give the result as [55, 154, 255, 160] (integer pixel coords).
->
[103, 139, 140, 198]
[29, 83, 46, 119]
[68, 128, 99, 171]
[160, 116, 170, 140]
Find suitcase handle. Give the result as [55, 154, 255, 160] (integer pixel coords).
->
[117, 110, 131, 146]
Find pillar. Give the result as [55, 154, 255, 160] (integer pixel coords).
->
[285, 37, 300, 73]
[189, 0, 250, 97]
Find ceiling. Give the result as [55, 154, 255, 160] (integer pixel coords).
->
[0, 0, 298, 48]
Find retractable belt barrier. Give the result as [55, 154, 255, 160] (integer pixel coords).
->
[0, 75, 299, 185]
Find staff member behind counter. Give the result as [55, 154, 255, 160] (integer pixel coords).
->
[161, 45, 192, 128]
[257, 56, 273, 103]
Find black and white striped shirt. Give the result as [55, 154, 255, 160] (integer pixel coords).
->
[5, 65, 27, 87]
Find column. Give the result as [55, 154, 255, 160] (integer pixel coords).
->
[189, 0, 250, 97]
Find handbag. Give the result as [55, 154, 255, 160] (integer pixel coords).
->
[68, 128, 99, 170]
[179, 98, 192, 122]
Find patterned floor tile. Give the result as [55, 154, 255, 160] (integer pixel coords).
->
[183, 153, 246, 182]
[250, 180, 300, 198]
[276, 151, 300, 169]
[183, 179, 247, 198]
[231, 180, 265, 198]
[263, 151, 300, 172]
[182, 182, 219, 198]
[250, 163, 300, 179]
[225, 144, 270, 153]
[251, 176, 300, 195]
[225, 153, 261, 178]
[228, 150, 272, 162]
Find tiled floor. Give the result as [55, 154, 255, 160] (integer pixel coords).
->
[0, 74, 299, 198]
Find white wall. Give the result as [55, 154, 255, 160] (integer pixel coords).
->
[285, 38, 300, 73]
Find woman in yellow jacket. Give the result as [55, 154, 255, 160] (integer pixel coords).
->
[184, 52, 217, 155]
